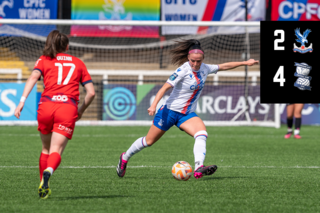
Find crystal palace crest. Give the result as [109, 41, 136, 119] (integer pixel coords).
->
[293, 28, 313, 54]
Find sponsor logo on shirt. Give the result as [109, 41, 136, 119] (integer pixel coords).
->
[177, 68, 182, 72]
[52, 95, 68, 102]
[57, 56, 72, 61]
[169, 73, 178, 81]
[58, 124, 73, 134]
[190, 79, 205, 90]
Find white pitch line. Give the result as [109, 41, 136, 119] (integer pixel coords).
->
[1, 165, 320, 169]
[0, 134, 141, 137]
[0, 133, 187, 138]
[0, 133, 304, 139]
[0, 165, 162, 169]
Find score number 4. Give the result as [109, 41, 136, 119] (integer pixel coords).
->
[273, 66, 285, 87]
[273, 30, 285, 86]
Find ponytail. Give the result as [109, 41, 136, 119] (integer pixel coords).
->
[43, 30, 69, 59]
[170, 39, 204, 66]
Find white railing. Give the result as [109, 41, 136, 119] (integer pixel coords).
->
[0, 69, 260, 86]
[213, 71, 259, 86]
[0, 69, 22, 83]
[88, 70, 260, 86]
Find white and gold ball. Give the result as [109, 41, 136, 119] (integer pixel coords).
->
[171, 161, 193, 181]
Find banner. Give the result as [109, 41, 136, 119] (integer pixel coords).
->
[102, 83, 320, 125]
[0, 83, 37, 120]
[272, 0, 320, 21]
[280, 104, 320, 125]
[161, 0, 265, 35]
[102, 84, 273, 122]
[71, 0, 160, 38]
[0, 0, 58, 37]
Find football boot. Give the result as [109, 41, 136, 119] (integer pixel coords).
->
[194, 165, 218, 179]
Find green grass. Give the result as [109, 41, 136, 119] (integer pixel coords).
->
[1, 125, 320, 213]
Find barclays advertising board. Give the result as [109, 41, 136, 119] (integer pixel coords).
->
[0, 83, 37, 120]
[0, 0, 58, 37]
[102, 83, 320, 125]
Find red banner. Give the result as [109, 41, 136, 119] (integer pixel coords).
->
[272, 0, 320, 21]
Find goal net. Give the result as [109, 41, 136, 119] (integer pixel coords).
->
[0, 20, 280, 128]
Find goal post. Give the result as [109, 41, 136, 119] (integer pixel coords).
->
[0, 19, 280, 128]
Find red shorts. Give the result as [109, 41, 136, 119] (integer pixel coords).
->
[37, 102, 78, 139]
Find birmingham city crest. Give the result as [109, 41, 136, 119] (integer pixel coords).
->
[293, 28, 312, 53]
[293, 62, 312, 91]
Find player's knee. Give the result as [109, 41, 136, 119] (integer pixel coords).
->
[294, 113, 301, 118]
[145, 137, 156, 146]
[194, 130, 208, 141]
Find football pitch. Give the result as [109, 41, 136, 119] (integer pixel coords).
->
[1, 125, 320, 212]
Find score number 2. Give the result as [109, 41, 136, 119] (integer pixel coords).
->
[274, 30, 285, 50]
[273, 30, 285, 86]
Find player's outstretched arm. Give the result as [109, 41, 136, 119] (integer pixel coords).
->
[218, 59, 259, 71]
[148, 83, 172, 116]
[14, 70, 41, 119]
[77, 82, 95, 121]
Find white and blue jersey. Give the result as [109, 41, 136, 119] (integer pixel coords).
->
[165, 62, 219, 114]
[153, 62, 219, 131]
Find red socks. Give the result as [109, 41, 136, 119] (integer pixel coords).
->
[39, 152, 62, 180]
[46, 152, 62, 173]
[39, 153, 49, 180]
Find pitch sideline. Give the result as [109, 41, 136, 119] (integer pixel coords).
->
[1, 165, 320, 169]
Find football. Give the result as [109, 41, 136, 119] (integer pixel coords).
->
[171, 161, 193, 181]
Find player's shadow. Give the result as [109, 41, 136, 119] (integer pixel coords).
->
[199, 176, 249, 181]
[53, 195, 131, 200]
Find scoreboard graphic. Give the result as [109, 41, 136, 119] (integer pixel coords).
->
[260, 21, 320, 103]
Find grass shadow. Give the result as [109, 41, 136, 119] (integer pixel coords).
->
[52, 195, 131, 200]
[200, 176, 250, 181]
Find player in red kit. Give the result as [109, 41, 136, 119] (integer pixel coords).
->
[14, 30, 95, 199]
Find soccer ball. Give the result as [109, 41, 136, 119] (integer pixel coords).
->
[171, 161, 193, 181]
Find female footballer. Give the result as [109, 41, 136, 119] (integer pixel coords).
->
[14, 30, 95, 199]
[117, 39, 259, 179]
[284, 103, 304, 139]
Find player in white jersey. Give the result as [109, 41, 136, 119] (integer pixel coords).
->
[117, 39, 258, 179]
[165, 61, 219, 114]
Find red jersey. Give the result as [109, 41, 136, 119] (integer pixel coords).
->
[34, 53, 92, 105]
